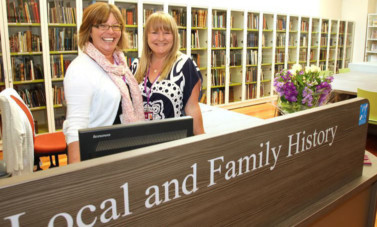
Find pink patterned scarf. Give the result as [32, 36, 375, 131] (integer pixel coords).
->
[84, 42, 144, 123]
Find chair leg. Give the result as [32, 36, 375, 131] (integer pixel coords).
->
[34, 156, 42, 171]
[49, 155, 56, 168]
[55, 154, 60, 167]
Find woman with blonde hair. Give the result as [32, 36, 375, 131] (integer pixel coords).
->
[132, 11, 204, 135]
[63, 2, 144, 163]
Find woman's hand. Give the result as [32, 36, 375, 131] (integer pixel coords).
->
[68, 141, 81, 164]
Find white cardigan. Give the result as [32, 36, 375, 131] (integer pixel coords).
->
[0, 88, 34, 176]
[63, 54, 121, 144]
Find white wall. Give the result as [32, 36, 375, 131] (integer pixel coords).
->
[341, 0, 375, 62]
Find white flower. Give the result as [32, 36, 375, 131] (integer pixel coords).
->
[305, 66, 311, 73]
[310, 64, 320, 72]
[292, 64, 302, 73]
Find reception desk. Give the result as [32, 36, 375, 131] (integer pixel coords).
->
[0, 98, 375, 226]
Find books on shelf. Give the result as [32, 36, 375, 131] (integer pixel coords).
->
[247, 13, 259, 30]
[179, 30, 186, 49]
[48, 1, 76, 24]
[247, 33, 258, 47]
[171, 9, 186, 27]
[212, 10, 226, 28]
[246, 84, 256, 99]
[52, 85, 65, 105]
[321, 21, 329, 33]
[211, 70, 225, 86]
[192, 9, 207, 28]
[211, 88, 224, 105]
[230, 51, 241, 66]
[248, 50, 258, 65]
[275, 49, 285, 63]
[48, 27, 77, 51]
[277, 18, 287, 30]
[230, 32, 238, 48]
[9, 31, 42, 53]
[121, 8, 137, 26]
[300, 35, 307, 47]
[144, 9, 156, 24]
[211, 50, 225, 67]
[7, 0, 40, 23]
[11, 56, 43, 81]
[15, 85, 46, 108]
[127, 32, 138, 49]
[246, 67, 257, 82]
[50, 55, 72, 79]
[276, 34, 286, 47]
[212, 31, 225, 48]
[301, 20, 309, 32]
[191, 30, 200, 48]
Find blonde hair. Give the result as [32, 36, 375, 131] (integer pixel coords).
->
[135, 11, 180, 83]
[78, 2, 128, 50]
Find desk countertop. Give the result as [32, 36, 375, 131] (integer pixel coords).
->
[332, 71, 377, 95]
[200, 104, 264, 134]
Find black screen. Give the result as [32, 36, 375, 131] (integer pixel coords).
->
[78, 116, 193, 161]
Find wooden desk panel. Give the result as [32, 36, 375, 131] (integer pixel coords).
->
[0, 98, 372, 226]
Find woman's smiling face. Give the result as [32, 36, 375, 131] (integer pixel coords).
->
[147, 28, 174, 58]
[90, 13, 121, 56]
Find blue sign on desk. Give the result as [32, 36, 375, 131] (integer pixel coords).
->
[359, 103, 368, 125]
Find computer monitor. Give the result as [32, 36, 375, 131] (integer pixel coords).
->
[78, 116, 193, 161]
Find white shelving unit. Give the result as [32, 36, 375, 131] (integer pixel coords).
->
[365, 13, 377, 62]
[0, 0, 356, 135]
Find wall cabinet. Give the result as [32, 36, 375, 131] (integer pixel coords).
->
[0, 0, 355, 135]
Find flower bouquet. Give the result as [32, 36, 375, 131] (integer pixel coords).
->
[273, 64, 334, 114]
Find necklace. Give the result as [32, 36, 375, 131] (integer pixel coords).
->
[153, 69, 158, 73]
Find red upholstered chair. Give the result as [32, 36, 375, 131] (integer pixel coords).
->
[10, 95, 67, 171]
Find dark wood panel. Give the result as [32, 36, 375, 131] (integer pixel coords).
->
[0, 98, 370, 226]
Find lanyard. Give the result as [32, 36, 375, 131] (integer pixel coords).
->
[143, 66, 160, 106]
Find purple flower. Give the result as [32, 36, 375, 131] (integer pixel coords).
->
[302, 87, 314, 107]
[316, 82, 332, 106]
[283, 82, 298, 102]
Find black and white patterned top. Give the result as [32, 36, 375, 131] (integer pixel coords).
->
[131, 54, 202, 120]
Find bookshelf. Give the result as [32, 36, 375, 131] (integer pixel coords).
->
[275, 14, 286, 85]
[299, 16, 309, 68]
[210, 8, 226, 105]
[328, 19, 338, 73]
[260, 13, 274, 99]
[365, 14, 377, 62]
[168, 5, 187, 54]
[4, 0, 50, 134]
[47, 0, 78, 131]
[310, 18, 320, 66]
[116, 0, 138, 65]
[345, 21, 354, 68]
[319, 18, 329, 71]
[190, 6, 208, 105]
[0, 0, 356, 135]
[246, 11, 259, 101]
[228, 10, 244, 104]
[287, 15, 299, 69]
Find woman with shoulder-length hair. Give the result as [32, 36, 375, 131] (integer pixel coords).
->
[132, 11, 204, 135]
[63, 2, 144, 163]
